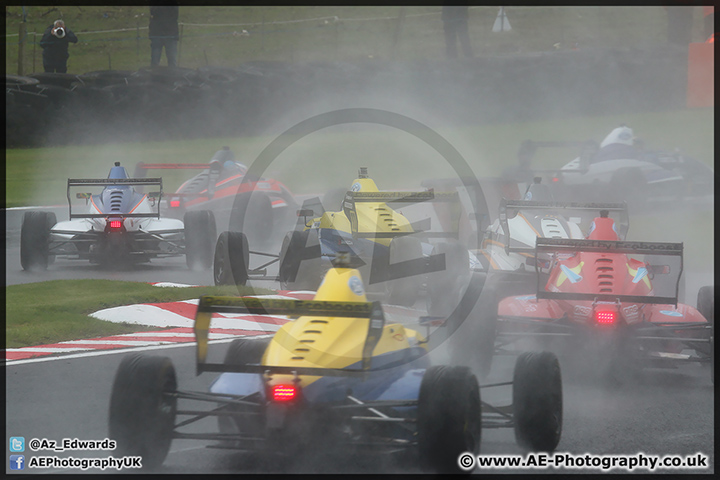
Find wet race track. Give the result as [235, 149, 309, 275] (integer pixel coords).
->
[5, 202, 714, 475]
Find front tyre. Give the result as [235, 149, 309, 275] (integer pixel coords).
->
[184, 210, 217, 270]
[108, 354, 177, 470]
[213, 231, 249, 286]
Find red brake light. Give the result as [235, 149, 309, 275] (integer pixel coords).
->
[271, 385, 298, 402]
[595, 311, 616, 324]
[109, 220, 123, 230]
[552, 177, 559, 182]
[170, 199, 181, 208]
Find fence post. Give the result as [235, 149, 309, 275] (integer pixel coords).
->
[32, 29, 36, 73]
[136, 21, 140, 65]
[18, 22, 25, 75]
[391, 7, 406, 59]
[178, 23, 183, 66]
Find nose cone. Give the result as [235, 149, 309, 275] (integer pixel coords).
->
[314, 267, 368, 302]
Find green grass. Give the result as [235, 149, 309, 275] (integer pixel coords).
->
[6, 279, 274, 348]
[5, 6, 710, 75]
[5, 108, 713, 208]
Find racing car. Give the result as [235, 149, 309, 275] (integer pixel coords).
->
[490, 211, 713, 383]
[108, 253, 563, 473]
[20, 162, 216, 270]
[213, 167, 483, 311]
[508, 126, 714, 209]
[134, 147, 299, 247]
[477, 196, 630, 298]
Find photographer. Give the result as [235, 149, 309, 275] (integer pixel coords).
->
[40, 20, 78, 73]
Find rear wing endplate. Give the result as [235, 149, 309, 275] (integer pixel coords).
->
[193, 296, 385, 377]
[67, 177, 163, 220]
[498, 199, 629, 254]
[535, 237, 683, 305]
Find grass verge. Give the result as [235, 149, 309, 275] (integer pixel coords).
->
[6, 279, 274, 348]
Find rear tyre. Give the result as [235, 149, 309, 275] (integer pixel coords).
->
[184, 210, 217, 270]
[513, 351, 563, 452]
[278, 230, 323, 291]
[697, 286, 714, 384]
[108, 354, 177, 470]
[385, 236, 423, 307]
[213, 231, 249, 286]
[230, 191, 273, 248]
[417, 365, 481, 473]
[20, 211, 56, 271]
[697, 286, 714, 326]
[217, 337, 273, 438]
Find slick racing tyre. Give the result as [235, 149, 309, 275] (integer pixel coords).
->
[278, 229, 323, 291]
[385, 235, 423, 307]
[697, 286, 714, 384]
[697, 286, 714, 326]
[513, 351, 563, 452]
[426, 240, 470, 317]
[20, 211, 56, 271]
[217, 337, 273, 439]
[214, 231, 249, 286]
[230, 191, 273, 248]
[184, 210, 217, 270]
[109, 354, 177, 470]
[417, 365, 481, 473]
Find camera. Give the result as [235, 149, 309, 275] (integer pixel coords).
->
[53, 27, 66, 38]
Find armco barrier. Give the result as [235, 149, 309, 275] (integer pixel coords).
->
[5, 46, 689, 148]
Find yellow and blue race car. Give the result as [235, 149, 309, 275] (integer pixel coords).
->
[108, 253, 563, 473]
[213, 167, 483, 311]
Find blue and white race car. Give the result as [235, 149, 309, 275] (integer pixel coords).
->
[20, 162, 216, 270]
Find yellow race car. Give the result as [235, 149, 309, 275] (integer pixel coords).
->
[109, 252, 563, 473]
[213, 167, 483, 311]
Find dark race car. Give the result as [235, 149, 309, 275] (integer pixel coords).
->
[135, 147, 299, 247]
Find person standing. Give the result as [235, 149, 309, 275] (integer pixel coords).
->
[442, 3, 473, 58]
[149, 5, 179, 67]
[40, 19, 78, 73]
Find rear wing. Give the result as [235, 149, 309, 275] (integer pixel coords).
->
[535, 237, 683, 305]
[342, 190, 460, 239]
[193, 296, 386, 377]
[67, 177, 163, 220]
[498, 199, 629, 254]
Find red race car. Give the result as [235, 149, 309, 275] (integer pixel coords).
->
[491, 211, 713, 382]
[135, 147, 299, 248]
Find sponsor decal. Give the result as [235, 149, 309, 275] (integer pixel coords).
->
[659, 310, 683, 317]
[348, 276, 365, 296]
[351, 182, 362, 192]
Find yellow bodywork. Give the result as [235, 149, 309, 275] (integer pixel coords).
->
[310, 176, 415, 247]
[263, 265, 426, 388]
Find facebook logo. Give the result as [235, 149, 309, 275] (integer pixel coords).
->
[9, 437, 25, 452]
[9, 455, 25, 470]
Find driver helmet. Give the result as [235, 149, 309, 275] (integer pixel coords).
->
[600, 125, 635, 148]
[211, 146, 235, 164]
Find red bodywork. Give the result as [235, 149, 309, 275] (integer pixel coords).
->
[498, 218, 707, 327]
